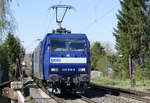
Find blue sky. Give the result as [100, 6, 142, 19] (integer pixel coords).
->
[11, 0, 120, 53]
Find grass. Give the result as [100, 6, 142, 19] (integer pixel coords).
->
[26, 96, 35, 103]
[91, 77, 150, 92]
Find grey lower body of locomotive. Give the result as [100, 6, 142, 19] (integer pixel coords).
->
[48, 74, 90, 90]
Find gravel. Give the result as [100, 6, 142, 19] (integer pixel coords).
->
[23, 78, 146, 103]
[82, 87, 145, 103]
[90, 94, 145, 103]
[24, 87, 145, 103]
[25, 88, 57, 103]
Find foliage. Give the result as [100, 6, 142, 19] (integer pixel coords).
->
[92, 77, 150, 92]
[108, 55, 129, 79]
[6, 33, 22, 64]
[145, 58, 150, 79]
[96, 56, 108, 76]
[0, 33, 25, 81]
[0, 45, 9, 81]
[114, 0, 150, 58]
[113, 0, 150, 86]
[90, 0, 150, 84]
[0, 0, 23, 82]
[91, 77, 131, 88]
[0, 0, 15, 43]
[90, 42, 105, 71]
[26, 96, 35, 103]
[135, 67, 143, 81]
[8, 63, 16, 79]
[90, 42, 128, 78]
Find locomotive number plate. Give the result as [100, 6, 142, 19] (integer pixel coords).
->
[62, 68, 76, 72]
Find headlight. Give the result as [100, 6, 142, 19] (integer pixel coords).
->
[51, 68, 58, 72]
[78, 68, 86, 72]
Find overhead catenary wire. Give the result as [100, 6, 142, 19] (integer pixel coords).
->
[29, 0, 65, 53]
[93, 0, 103, 22]
[33, 0, 64, 38]
[58, 0, 63, 5]
[82, 3, 120, 32]
[27, 0, 56, 53]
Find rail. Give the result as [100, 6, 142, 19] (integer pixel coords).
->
[35, 80, 97, 103]
[79, 95, 97, 103]
[0, 80, 12, 87]
[91, 83, 150, 103]
[36, 84, 66, 103]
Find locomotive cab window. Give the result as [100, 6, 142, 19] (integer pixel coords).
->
[51, 39, 67, 52]
[69, 39, 85, 51]
[50, 38, 85, 52]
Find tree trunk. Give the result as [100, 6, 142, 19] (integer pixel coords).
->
[15, 59, 20, 80]
[128, 54, 136, 88]
[140, 53, 145, 86]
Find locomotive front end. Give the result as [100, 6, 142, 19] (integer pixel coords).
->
[32, 5, 90, 93]
[48, 34, 90, 90]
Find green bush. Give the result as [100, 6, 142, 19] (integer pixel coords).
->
[135, 68, 142, 81]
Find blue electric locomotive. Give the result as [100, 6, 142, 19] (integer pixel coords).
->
[32, 5, 90, 93]
[32, 31, 90, 92]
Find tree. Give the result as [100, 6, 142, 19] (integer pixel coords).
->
[108, 55, 129, 79]
[6, 33, 25, 80]
[6, 33, 21, 64]
[96, 55, 108, 76]
[0, 0, 15, 44]
[0, 0, 20, 81]
[0, 33, 25, 81]
[0, 45, 9, 81]
[145, 58, 150, 79]
[114, 0, 150, 87]
[90, 42, 105, 70]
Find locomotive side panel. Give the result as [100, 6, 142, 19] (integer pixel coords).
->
[32, 42, 43, 80]
[43, 38, 51, 80]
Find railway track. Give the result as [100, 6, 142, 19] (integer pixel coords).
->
[79, 95, 97, 103]
[35, 81, 96, 103]
[120, 92, 150, 103]
[0, 80, 12, 87]
[40, 87, 97, 103]
[41, 87, 97, 103]
[91, 83, 150, 103]
[38, 86, 66, 103]
[32, 78, 150, 103]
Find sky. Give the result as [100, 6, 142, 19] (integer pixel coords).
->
[11, 0, 121, 53]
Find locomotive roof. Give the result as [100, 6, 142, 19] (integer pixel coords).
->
[46, 33, 87, 39]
